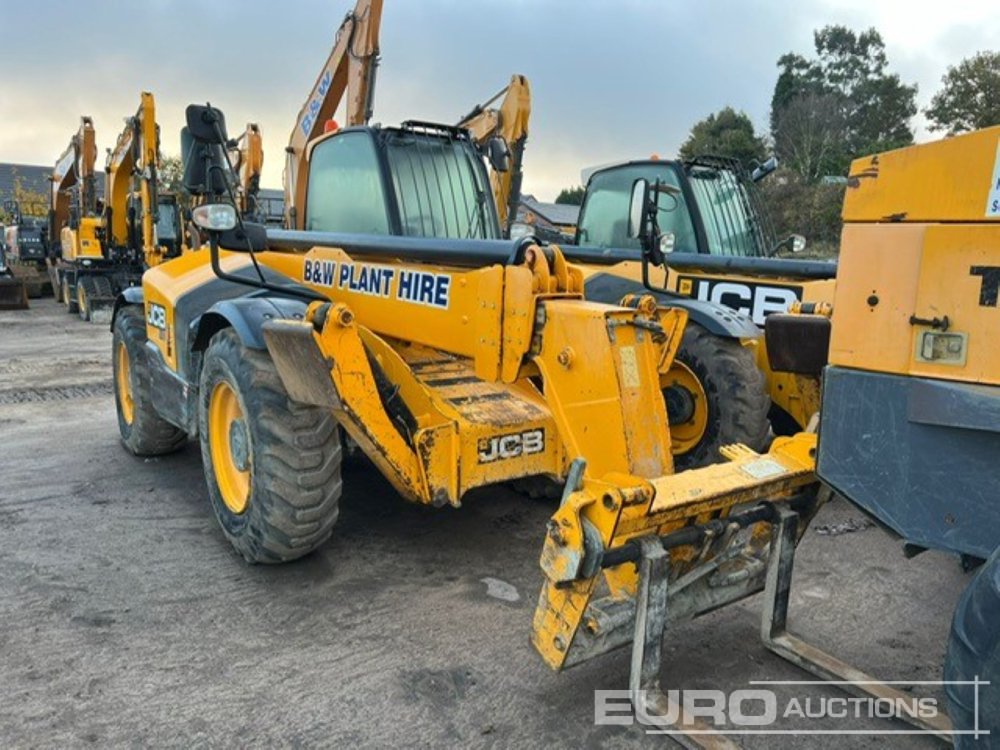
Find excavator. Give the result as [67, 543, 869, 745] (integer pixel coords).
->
[457, 75, 531, 238]
[51, 93, 185, 322]
[2, 198, 52, 302]
[283, 0, 382, 230]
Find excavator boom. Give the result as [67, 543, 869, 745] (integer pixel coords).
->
[284, 0, 383, 228]
[458, 75, 531, 236]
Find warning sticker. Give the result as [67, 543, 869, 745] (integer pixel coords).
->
[741, 458, 787, 480]
[986, 140, 1000, 217]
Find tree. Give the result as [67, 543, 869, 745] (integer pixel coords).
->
[770, 25, 917, 178]
[926, 51, 1000, 135]
[678, 107, 767, 166]
[555, 186, 585, 205]
[771, 93, 847, 180]
[159, 156, 191, 212]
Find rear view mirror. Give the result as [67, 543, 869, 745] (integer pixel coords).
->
[751, 156, 778, 182]
[185, 104, 229, 145]
[627, 179, 649, 239]
[487, 137, 510, 173]
[181, 126, 230, 197]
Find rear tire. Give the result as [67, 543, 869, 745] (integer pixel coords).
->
[62, 275, 78, 314]
[113, 306, 188, 456]
[944, 546, 1000, 746]
[199, 328, 342, 564]
[667, 323, 770, 471]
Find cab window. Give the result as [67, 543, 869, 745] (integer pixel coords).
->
[576, 164, 697, 253]
[306, 132, 390, 234]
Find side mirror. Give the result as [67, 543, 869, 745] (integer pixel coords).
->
[181, 126, 230, 197]
[487, 137, 510, 173]
[627, 179, 649, 239]
[772, 233, 807, 255]
[751, 156, 779, 182]
[184, 104, 229, 145]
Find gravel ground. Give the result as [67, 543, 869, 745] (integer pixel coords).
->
[0, 298, 970, 748]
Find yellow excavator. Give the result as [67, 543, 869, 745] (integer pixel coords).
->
[283, 0, 382, 230]
[51, 92, 185, 322]
[457, 75, 531, 238]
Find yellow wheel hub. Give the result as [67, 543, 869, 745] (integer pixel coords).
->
[209, 381, 251, 514]
[77, 283, 87, 314]
[116, 341, 134, 426]
[662, 361, 709, 454]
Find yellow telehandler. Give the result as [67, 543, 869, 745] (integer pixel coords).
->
[111, 95, 822, 742]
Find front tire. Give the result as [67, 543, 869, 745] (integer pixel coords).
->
[113, 306, 188, 455]
[199, 328, 342, 564]
[666, 323, 770, 471]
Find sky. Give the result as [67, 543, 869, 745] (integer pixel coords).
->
[1, 0, 996, 202]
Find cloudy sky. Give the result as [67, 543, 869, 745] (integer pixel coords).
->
[1, 0, 996, 201]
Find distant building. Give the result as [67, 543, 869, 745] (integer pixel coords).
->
[0, 163, 57, 217]
[515, 194, 579, 238]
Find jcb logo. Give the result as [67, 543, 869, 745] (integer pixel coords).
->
[677, 276, 801, 326]
[147, 303, 167, 330]
[478, 429, 545, 464]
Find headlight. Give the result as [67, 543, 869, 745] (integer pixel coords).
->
[192, 204, 237, 231]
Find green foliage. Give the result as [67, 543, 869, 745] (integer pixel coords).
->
[771, 25, 917, 179]
[159, 156, 191, 212]
[678, 107, 767, 166]
[555, 186, 585, 205]
[926, 51, 1000, 135]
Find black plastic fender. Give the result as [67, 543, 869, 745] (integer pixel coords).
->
[192, 296, 312, 353]
[583, 273, 760, 339]
[109, 286, 144, 332]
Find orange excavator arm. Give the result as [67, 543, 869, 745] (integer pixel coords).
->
[231, 122, 264, 219]
[284, 0, 383, 229]
[49, 116, 98, 241]
[105, 91, 163, 266]
[458, 74, 531, 236]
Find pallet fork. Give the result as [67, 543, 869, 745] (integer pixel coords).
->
[623, 496, 952, 747]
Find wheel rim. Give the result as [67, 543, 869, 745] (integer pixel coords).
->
[77, 282, 87, 315]
[662, 361, 709, 454]
[62, 279, 70, 305]
[116, 341, 134, 425]
[209, 380, 251, 514]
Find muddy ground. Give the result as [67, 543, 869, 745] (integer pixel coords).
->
[0, 298, 970, 748]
